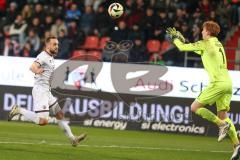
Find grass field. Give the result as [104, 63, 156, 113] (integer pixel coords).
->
[0, 121, 234, 160]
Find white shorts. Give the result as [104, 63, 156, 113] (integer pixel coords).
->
[36, 112, 49, 120]
[32, 85, 57, 113]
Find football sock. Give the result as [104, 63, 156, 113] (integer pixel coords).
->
[58, 120, 75, 140]
[195, 108, 223, 126]
[19, 108, 39, 124]
[225, 118, 239, 146]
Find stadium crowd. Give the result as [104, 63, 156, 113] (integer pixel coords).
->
[0, 0, 239, 66]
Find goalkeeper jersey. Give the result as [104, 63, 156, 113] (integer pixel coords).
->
[173, 37, 231, 83]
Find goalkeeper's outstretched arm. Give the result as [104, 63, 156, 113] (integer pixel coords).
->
[173, 39, 204, 55]
[166, 27, 204, 55]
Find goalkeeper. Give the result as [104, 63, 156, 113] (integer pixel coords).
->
[166, 21, 239, 160]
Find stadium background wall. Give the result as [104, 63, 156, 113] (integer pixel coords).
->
[1, 85, 240, 137]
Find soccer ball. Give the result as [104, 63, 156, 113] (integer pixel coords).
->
[108, 3, 124, 19]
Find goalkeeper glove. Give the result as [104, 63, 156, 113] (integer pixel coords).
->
[166, 27, 185, 43]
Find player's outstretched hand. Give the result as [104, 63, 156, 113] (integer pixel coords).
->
[166, 27, 185, 43]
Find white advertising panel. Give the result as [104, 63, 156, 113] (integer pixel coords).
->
[0, 56, 240, 101]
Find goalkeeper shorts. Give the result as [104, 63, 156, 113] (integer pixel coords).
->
[196, 82, 232, 112]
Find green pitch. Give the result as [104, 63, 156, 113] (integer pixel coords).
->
[0, 121, 232, 160]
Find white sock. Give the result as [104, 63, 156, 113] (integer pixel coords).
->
[58, 120, 75, 140]
[19, 108, 39, 124]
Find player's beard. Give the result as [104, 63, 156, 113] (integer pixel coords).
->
[50, 48, 58, 57]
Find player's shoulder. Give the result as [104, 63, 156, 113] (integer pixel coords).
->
[37, 51, 51, 59]
[192, 40, 204, 47]
[37, 51, 46, 57]
[35, 51, 50, 64]
[195, 40, 204, 44]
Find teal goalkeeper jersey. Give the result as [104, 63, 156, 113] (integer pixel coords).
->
[173, 37, 231, 83]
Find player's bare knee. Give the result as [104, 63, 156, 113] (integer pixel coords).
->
[191, 105, 197, 113]
[191, 103, 199, 113]
[38, 118, 48, 126]
[56, 111, 64, 120]
[191, 100, 203, 113]
[218, 110, 228, 120]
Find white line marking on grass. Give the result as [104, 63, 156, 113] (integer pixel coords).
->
[0, 141, 231, 153]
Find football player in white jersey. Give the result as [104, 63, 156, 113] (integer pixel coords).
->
[8, 36, 86, 147]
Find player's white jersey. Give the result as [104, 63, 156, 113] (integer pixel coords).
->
[34, 51, 55, 88]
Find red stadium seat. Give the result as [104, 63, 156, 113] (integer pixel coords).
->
[82, 36, 99, 50]
[71, 50, 102, 61]
[146, 40, 161, 53]
[72, 50, 86, 57]
[87, 50, 102, 61]
[160, 40, 171, 54]
[71, 50, 87, 59]
[99, 37, 110, 49]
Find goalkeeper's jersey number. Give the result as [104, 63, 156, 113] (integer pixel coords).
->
[219, 48, 225, 65]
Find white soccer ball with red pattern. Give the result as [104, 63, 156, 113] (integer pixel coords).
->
[108, 3, 124, 19]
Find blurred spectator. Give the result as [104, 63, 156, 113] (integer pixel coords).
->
[175, 8, 189, 25]
[149, 53, 164, 65]
[56, 29, 71, 59]
[63, 0, 73, 9]
[149, 0, 165, 9]
[32, 3, 45, 22]
[65, 3, 81, 23]
[110, 20, 129, 43]
[129, 37, 148, 62]
[124, 0, 134, 16]
[0, 0, 238, 67]
[208, 10, 218, 22]
[5, 2, 18, 25]
[85, 0, 104, 12]
[84, 0, 94, 6]
[93, 4, 112, 37]
[44, 1, 63, 18]
[24, 29, 40, 52]
[67, 21, 85, 47]
[128, 24, 145, 42]
[155, 9, 171, 31]
[0, 29, 4, 54]
[162, 47, 184, 67]
[3, 38, 21, 56]
[191, 24, 201, 42]
[180, 22, 192, 42]
[3, 25, 9, 38]
[79, 5, 95, 35]
[199, 0, 212, 17]
[127, 0, 145, 27]
[140, 7, 155, 42]
[19, 41, 35, 57]
[9, 14, 27, 46]
[154, 9, 170, 42]
[51, 17, 68, 37]
[0, 0, 6, 17]
[21, 4, 32, 23]
[93, 0, 104, 12]
[28, 17, 44, 37]
[40, 30, 51, 50]
[216, 0, 238, 27]
[3, 38, 12, 56]
[149, 28, 165, 42]
[112, 53, 128, 63]
[186, 24, 202, 67]
[191, 8, 203, 26]
[43, 15, 54, 31]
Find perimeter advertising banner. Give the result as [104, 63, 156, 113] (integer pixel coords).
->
[1, 85, 240, 137]
[1, 56, 240, 136]
[0, 56, 240, 101]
